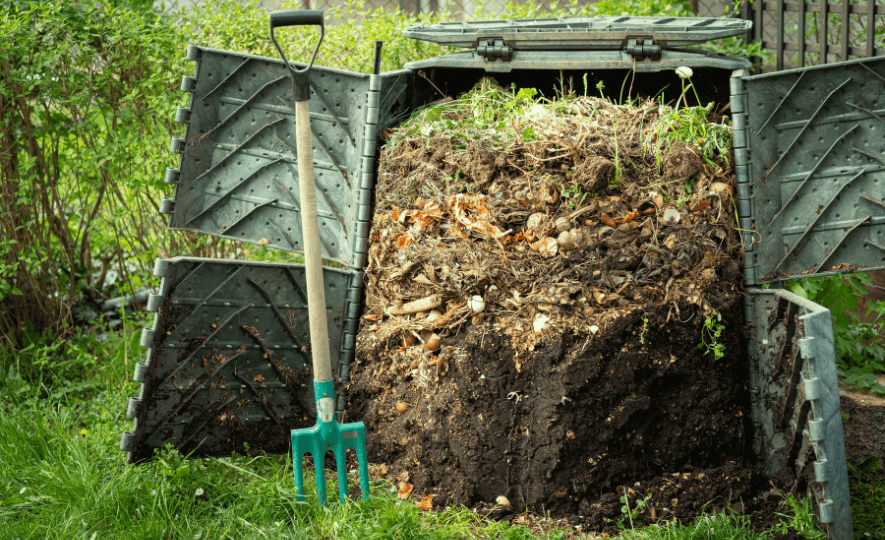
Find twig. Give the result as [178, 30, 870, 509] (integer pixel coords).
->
[567, 204, 597, 221]
[417, 70, 449, 99]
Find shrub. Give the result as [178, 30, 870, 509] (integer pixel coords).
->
[0, 1, 191, 345]
[787, 274, 885, 395]
[0, 0, 769, 349]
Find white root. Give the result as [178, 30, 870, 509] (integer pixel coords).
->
[388, 294, 442, 316]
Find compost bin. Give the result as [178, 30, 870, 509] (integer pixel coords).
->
[121, 15, 885, 540]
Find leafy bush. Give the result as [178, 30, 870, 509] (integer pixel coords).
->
[0, 1, 186, 344]
[0, 1, 254, 347]
[787, 274, 885, 395]
[0, 0, 770, 350]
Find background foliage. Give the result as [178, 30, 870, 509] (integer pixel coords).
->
[787, 274, 885, 396]
[1, 1, 187, 345]
[0, 0, 771, 349]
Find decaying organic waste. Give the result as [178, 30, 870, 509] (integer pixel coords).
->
[348, 78, 765, 532]
[362, 78, 739, 371]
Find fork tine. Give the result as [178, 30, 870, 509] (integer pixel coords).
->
[342, 421, 370, 500]
[357, 449, 370, 500]
[335, 448, 349, 503]
[314, 441, 327, 504]
[292, 441, 308, 503]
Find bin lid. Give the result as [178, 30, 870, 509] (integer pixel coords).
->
[403, 16, 752, 50]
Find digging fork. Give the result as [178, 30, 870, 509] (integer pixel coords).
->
[270, 9, 370, 505]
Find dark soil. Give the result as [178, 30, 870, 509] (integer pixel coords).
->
[347, 258, 791, 533]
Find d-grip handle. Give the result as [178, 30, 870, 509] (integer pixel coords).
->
[270, 10, 323, 28]
[270, 9, 325, 101]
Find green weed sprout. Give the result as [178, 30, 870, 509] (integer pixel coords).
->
[675, 66, 700, 109]
[639, 313, 650, 345]
[619, 488, 651, 531]
[698, 310, 726, 361]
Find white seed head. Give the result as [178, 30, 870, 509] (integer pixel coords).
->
[676, 66, 693, 79]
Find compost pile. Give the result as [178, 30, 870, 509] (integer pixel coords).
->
[348, 79, 762, 532]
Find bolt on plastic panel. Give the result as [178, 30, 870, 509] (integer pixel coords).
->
[164, 46, 410, 268]
[738, 56, 885, 283]
[120, 257, 355, 463]
[745, 289, 852, 540]
[403, 16, 751, 50]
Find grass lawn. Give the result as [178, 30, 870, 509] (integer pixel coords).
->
[0, 315, 879, 539]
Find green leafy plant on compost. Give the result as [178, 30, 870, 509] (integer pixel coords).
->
[643, 69, 734, 171]
[639, 313, 651, 345]
[391, 73, 734, 190]
[786, 273, 885, 396]
[389, 81, 550, 152]
[616, 490, 652, 531]
[647, 101, 733, 168]
[697, 310, 726, 361]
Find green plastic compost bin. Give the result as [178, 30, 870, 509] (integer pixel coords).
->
[121, 15, 885, 539]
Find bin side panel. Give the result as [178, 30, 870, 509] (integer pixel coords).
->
[744, 56, 885, 283]
[120, 257, 353, 463]
[747, 289, 852, 540]
[167, 47, 372, 267]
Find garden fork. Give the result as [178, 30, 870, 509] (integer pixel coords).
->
[270, 9, 370, 505]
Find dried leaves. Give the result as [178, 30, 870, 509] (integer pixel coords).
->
[416, 494, 433, 511]
[397, 482, 414, 499]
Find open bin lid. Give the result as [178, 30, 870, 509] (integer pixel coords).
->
[403, 16, 752, 50]
[403, 16, 751, 73]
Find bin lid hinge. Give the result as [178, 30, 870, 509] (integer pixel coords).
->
[476, 39, 513, 61]
[624, 38, 661, 60]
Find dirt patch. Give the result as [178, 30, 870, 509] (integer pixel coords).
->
[841, 392, 885, 474]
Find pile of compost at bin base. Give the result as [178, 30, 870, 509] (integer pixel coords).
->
[348, 79, 763, 531]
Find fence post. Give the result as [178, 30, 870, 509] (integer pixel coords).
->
[741, 0, 752, 44]
[840, 0, 849, 61]
[776, 0, 784, 70]
[821, 0, 828, 64]
[798, 0, 806, 67]
[865, 0, 876, 58]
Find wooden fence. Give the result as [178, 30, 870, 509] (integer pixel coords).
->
[727, 0, 885, 71]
